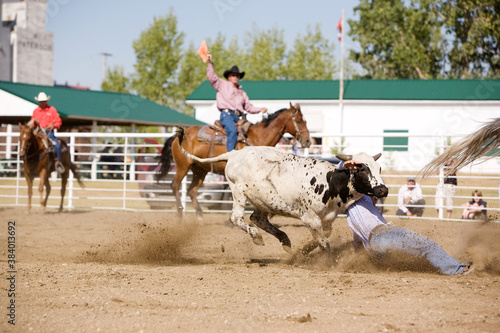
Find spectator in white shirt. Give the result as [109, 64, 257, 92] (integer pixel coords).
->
[396, 177, 426, 217]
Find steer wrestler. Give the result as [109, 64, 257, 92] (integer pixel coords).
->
[340, 160, 474, 276]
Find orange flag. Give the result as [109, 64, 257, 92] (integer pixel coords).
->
[197, 40, 209, 63]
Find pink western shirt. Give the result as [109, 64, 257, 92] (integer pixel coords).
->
[206, 62, 261, 114]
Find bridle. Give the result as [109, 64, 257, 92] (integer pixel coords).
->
[272, 107, 309, 145]
[19, 128, 45, 160]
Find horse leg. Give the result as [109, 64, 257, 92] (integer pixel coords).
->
[39, 170, 50, 213]
[250, 209, 292, 253]
[171, 165, 190, 219]
[187, 168, 207, 220]
[59, 173, 68, 212]
[26, 176, 34, 213]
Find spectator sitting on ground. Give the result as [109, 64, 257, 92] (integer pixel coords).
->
[396, 176, 426, 217]
[462, 190, 487, 220]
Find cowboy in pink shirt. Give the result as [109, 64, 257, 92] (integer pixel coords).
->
[206, 52, 267, 151]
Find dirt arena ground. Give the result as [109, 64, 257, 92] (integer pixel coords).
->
[1, 208, 499, 332]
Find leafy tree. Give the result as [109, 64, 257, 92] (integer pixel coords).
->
[287, 24, 337, 80]
[242, 25, 287, 80]
[348, 0, 444, 79]
[101, 66, 130, 93]
[436, 0, 500, 78]
[131, 9, 184, 108]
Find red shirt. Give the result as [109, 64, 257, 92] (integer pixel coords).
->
[31, 105, 62, 129]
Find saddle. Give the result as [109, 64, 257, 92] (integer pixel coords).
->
[196, 119, 252, 146]
[33, 128, 66, 159]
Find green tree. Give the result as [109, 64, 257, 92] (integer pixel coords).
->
[243, 25, 287, 80]
[287, 24, 337, 80]
[131, 9, 184, 108]
[101, 66, 130, 93]
[437, 0, 500, 78]
[348, 0, 444, 79]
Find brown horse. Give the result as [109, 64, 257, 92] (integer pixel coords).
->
[156, 103, 312, 217]
[18, 121, 83, 213]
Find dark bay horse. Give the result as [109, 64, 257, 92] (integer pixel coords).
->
[18, 121, 83, 212]
[156, 103, 312, 217]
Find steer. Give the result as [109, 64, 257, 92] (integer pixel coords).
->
[177, 129, 388, 255]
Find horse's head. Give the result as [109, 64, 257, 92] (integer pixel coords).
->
[285, 102, 311, 148]
[18, 122, 35, 159]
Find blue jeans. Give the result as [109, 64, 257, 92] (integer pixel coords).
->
[369, 225, 466, 275]
[219, 111, 240, 152]
[47, 130, 62, 162]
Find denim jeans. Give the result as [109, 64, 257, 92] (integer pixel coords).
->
[220, 111, 240, 152]
[368, 225, 466, 275]
[47, 130, 62, 162]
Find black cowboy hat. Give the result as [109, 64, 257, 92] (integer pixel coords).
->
[223, 66, 245, 79]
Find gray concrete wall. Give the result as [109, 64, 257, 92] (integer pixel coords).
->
[1, 0, 53, 85]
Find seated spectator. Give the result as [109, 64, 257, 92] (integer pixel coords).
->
[396, 176, 426, 217]
[462, 190, 487, 220]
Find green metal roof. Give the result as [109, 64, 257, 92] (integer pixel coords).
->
[188, 79, 500, 101]
[0, 81, 205, 126]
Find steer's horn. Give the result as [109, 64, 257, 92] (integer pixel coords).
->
[336, 154, 353, 161]
[373, 153, 382, 161]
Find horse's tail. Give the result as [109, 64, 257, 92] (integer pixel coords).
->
[420, 117, 500, 178]
[155, 133, 178, 182]
[177, 126, 234, 164]
[70, 162, 85, 188]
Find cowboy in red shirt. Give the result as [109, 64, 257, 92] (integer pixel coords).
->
[31, 92, 64, 174]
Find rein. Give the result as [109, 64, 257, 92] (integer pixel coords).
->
[21, 130, 48, 161]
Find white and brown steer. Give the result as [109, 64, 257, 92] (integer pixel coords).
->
[178, 129, 388, 255]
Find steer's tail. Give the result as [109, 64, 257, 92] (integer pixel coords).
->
[177, 127, 234, 164]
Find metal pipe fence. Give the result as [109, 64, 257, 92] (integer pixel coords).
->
[0, 131, 498, 221]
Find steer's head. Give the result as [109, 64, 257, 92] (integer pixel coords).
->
[336, 152, 389, 198]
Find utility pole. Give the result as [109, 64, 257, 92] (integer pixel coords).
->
[100, 52, 112, 81]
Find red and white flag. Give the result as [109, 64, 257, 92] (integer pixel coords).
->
[336, 17, 342, 41]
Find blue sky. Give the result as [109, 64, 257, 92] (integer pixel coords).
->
[45, 0, 360, 90]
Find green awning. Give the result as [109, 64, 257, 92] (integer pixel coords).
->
[188, 79, 500, 101]
[0, 81, 205, 126]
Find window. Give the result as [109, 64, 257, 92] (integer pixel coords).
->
[383, 130, 408, 152]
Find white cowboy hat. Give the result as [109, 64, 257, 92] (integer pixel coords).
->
[34, 92, 50, 102]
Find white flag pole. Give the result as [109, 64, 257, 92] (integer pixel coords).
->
[339, 9, 345, 150]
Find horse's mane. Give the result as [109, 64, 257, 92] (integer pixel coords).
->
[26, 119, 42, 134]
[420, 117, 500, 178]
[260, 108, 289, 128]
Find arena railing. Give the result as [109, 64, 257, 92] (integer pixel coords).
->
[0, 131, 498, 221]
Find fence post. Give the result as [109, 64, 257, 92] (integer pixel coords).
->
[437, 135, 445, 219]
[67, 133, 75, 210]
[123, 137, 128, 209]
[15, 141, 20, 206]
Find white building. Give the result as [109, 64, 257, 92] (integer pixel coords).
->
[187, 79, 500, 173]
